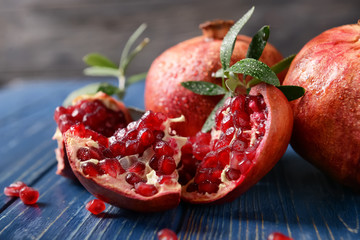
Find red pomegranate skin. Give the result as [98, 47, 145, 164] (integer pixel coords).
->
[145, 26, 285, 137]
[283, 23, 360, 189]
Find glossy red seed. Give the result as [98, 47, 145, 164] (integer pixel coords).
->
[233, 110, 250, 128]
[225, 168, 241, 180]
[198, 180, 219, 194]
[86, 199, 106, 215]
[158, 175, 173, 184]
[230, 95, 246, 112]
[267, 232, 293, 240]
[220, 113, 233, 132]
[125, 140, 143, 155]
[109, 141, 126, 156]
[201, 152, 218, 168]
[137, 128, 155, 146]
[154, 141, 174, 156]
[126, 129, 139, 140]
[158, 156, 176, 175]
[99, 158, 124, 178]
[128, 162, 146, 173]
[19, 187, 39, 205]
[217, 147, 230, 167]
[192, 144, 210, 161]
[77, 147, 103, 161]
[231, 139, 247, 152]
[157, 228, 178, 240]
[134, 182, 158, 197]
[125, 173, 145, 185]
[4, 181, 27, 197]
[81, 162, 103, 177]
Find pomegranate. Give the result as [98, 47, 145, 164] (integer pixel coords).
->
[4, 181, 27, 197]
[53, 92, 132, 179]
[86, 199, 106, 215]
[63, 83, 292, 211]
[145, 20, 285, 136]
[19, 187, 39, 205]
[157, 228, 178, 240]
[283, 22, 360, 189]
[180, 83, 293, 203]
[63, 111, 187, 212]
[267, 232, 293, 240]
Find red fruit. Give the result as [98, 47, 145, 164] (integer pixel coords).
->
[53, 92, 132, 179]
[267, 232, 293, 240]
[86, 199, 106, 215]
[283, 23, 360, 190]
[145, 20, 285, 136]
[180, 84, 293, 204]
[4, 181, 27, 197]
[157, 228, 178, 240]
[64, 111, 186, 212]
[19, 187, 39, 205]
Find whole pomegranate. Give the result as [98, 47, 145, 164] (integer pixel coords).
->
[145, 20, 285, 137]
[53, 92, 132, 179]
[63, 83, 293, 211]
[283, 22, 360, 189]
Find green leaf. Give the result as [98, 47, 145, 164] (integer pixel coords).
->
[225, 77, 241, 92]
[277, 85, 305, 101]
[83, 66, 120, 77]
[213, 68, 224, 78]
[83, 53, 118, 69]
[220, 6, 255, 70]
[62, 82, 119, 106]
[226, 58, 280, 86]
[181, 81, 227, 96]
[120, 23, 147, 71]
[126, 72, 147, 86]
[120, 38, 150, 74]
[246, 25, 270, 60]
[202, 92, 232, 132]
[271, 54, 296, 74]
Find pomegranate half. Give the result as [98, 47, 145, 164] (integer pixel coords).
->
[145, 20, 286, 137]
[53, 92, 132, 179]
[283, 22, 360, 190]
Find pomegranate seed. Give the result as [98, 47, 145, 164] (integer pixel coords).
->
[128, 162, 146, 173]
[125, 173, 145, 185]
[192, 144, 210, 161]
[231, 139, 247, 152]
[194, 132, 211, 145]
[220, 113, 234, 131]
[125, 140, 143, 155]
[19, 187, 39, 205]
[198, 180, 219, 194]
[77, 147, 103, 161]
[267, 232, 293, 240]
[86, 199, 106, 215]
[157, 228, 178, 240]
[109, 141, 126, 156]
[4, 181, 27, 197]
[181, 141, 193, 154]
[137, 128, 155, 146]
[134, 182, 158, 197]
[81, 162, 103, 177]
[154, 141, 174, 156]
[186, 183, 198, 192]
[149, 155, 160, 170]
[126, 129, 139, 140]
[230, 95, 245, 112]
[217, 147, 230, 167]
[99, 158, 124, 178]
[158, 175, 173, 184]
[233, 110, 250, 128]
[225, 168, 241, 180]
[158, 156, 176, 175]
[201, 152, 218, 168]
[153, 130, 165, 140]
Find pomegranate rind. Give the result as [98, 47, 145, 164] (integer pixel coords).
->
[145, 32, 285, 137]
[181, 84, 293, 203]
[53, 92, 132, 179]
[283, 23, 360, 189]
[64, 117, 186, 212]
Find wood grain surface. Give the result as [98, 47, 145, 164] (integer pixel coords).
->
[0, 79, 359, 240]
[1, 0, 359, 85]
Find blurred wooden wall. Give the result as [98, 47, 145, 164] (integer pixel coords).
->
[0, 0, 359, 86]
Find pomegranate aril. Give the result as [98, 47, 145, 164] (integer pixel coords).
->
[230, 95, 245, 112]
[186, 183, 198, 192]
[125, 173, 145, 185]
[231, 139, 247, 152]
[137, 128, 155, 146]
[153, 130, 165, 140]
[158, 156, 176, 175]
[194, 132, 211, 145]
[248, 96, 261, 113]
[126, 129, 139, 140]
[158, 175, 173, 184]
[81, 162, 103, 177]
[109, 141, 125, 156]
[225, 168, 241, 180]
[128, 162, 145, 173]
[77, 147, 103, 161]
[220, 113, 234, 131]
[125, 140, 143, 155]
[99, 158, 124, 178]
[86, 199, 106, 215]
[19, 187, 39, 205]
[134, 182, 158, 197]
[233, 110, 250, 128]
[217, 147, 230, 167]
[201, 152, 218, 168]
[198, 180, 219, 194]
[4, 181, 27, 197]
[192, 144, 210, 161]
[157, 228, 178, 240]
[154, 141, 174, 156]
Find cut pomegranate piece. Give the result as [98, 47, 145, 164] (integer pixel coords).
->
[4, 181, 27, 197]
[53, 92, 132, 179]
[180, 84, 293, 204]
[19, 187, 39, 205]
[86, 199, 106, 215]
[64, 111, 187, 212]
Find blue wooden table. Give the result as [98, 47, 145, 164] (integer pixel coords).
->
[0, 79, 359, 240]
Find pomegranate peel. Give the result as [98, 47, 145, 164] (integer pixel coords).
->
[64, 112, 187, 212]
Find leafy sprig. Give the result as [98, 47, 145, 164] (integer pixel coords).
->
[63, 24, 149, 106]
[181, 7, 305, 132]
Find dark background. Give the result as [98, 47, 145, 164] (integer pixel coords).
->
[1, 0, 359, 87]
